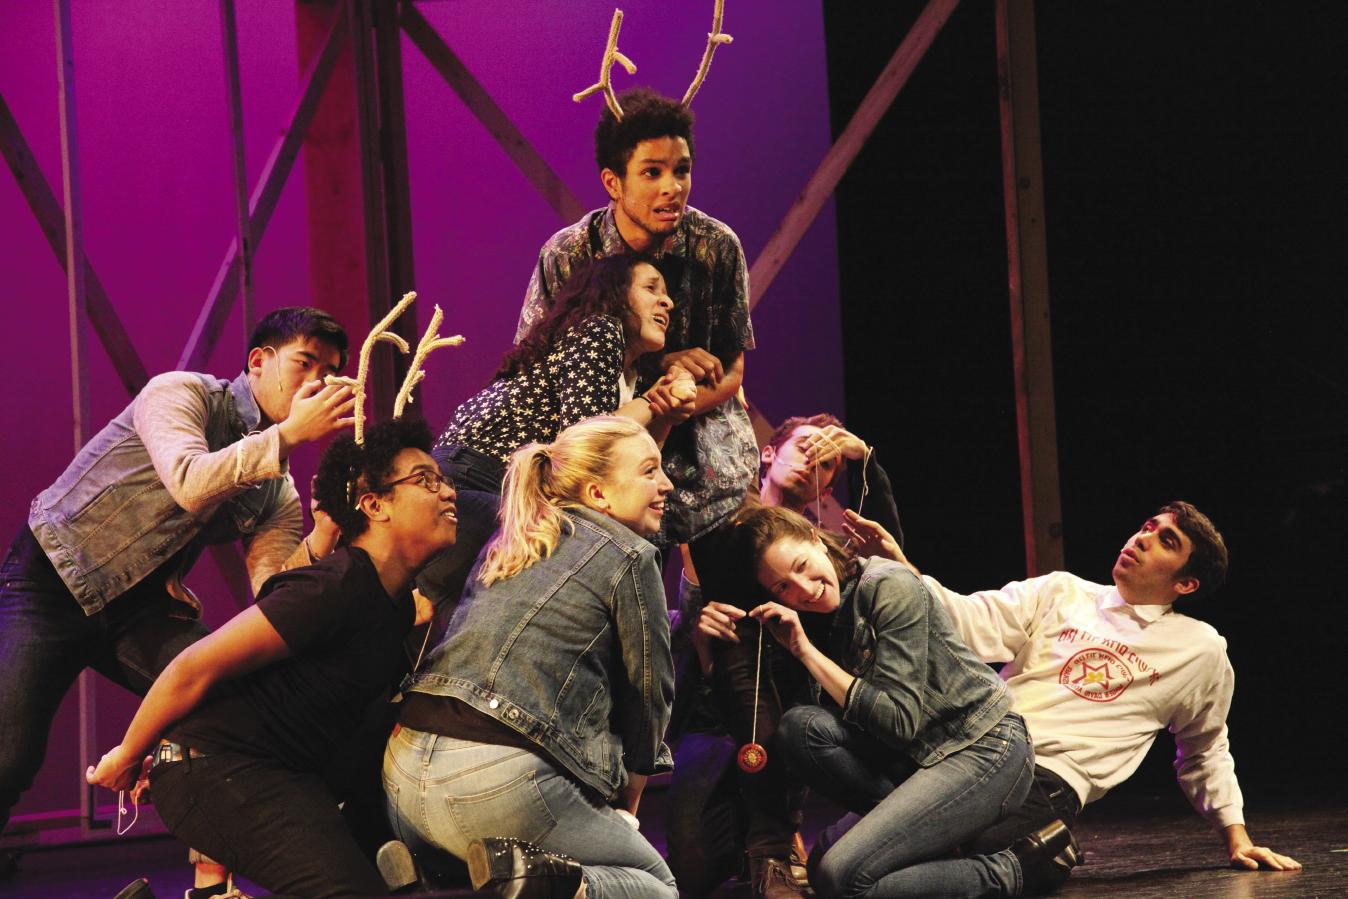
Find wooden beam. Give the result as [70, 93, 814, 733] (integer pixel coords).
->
[53, 0, 89, 453]
[177, 4, 347, 372]
[0, 91, 149, 396]
[219, 0, 255, 337]
[374, 0, 415, 303]
[52, 0, 105, 834]
[347, 0, 402, 414]
[748, 0, 960, 310]
[400, 3, 588, 223]
[996, 0, 1064, 573]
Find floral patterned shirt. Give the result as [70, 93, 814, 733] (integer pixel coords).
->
[516, 205, 758, 543]
[434, 315, 625, 464]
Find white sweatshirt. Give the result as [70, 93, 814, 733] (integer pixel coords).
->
[924, 571, 1244, 829]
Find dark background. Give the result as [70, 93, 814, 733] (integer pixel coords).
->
[823, 1, 1345, 807]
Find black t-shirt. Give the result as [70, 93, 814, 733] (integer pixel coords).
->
[168, 546, 414, 773]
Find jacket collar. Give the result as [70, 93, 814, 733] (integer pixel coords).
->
[566, 504, 656, 553]
[229, 369, 263, 433]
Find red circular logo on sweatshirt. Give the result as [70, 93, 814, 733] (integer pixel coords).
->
[1058, 648, 1134, 702]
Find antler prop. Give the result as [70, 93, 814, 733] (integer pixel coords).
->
[681, 0, 734, 107]
[573, 8, 638, 120]
[325, 291, 416, 444]
[394, 304, 465, 420]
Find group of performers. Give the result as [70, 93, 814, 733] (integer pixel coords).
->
[0, 86, 1300, 899]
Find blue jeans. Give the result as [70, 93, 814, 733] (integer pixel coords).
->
[384, 727, 677, 899]
[780, 706, 1034, 898]
[0, 528, 209, 831]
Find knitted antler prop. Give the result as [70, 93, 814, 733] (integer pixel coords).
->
[324, 291, 417, 445]
[394, 304, 465, 420]
[681, 0, 733, 107]
[573, 8, 638, 120]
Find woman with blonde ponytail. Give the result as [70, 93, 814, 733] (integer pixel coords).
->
[384, 416, 679, 899]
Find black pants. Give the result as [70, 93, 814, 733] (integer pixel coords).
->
[150, 752, 387, 898]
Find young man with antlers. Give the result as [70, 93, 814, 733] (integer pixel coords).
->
[0, 306, 352, 838]
[516, 86, 758, 550]
[88, 417, 457, 899]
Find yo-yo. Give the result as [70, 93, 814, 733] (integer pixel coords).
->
[737, 741, 768, 773]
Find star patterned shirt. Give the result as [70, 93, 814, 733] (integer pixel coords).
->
[516, 205, 758, 542]
[434, 315, 626, 464]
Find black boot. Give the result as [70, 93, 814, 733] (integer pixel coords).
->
[112, 878, 155, 899]
[466, 837, 583, 899]
[1011, 819, 1082, 896]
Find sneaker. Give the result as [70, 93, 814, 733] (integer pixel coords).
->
[466, 836, 583, 899]
[750, 856, 808, 899]
[1010, 819, 1082, 895]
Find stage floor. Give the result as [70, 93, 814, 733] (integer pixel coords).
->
[4, 791, 1343, 897]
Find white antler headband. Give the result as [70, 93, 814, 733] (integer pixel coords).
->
[573, 2, 733, 121]
[325, 291, 465, 444]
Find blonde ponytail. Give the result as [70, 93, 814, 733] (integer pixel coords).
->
[478, 416, 647, 585]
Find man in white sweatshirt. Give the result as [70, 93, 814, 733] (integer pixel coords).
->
[844, 499, 1300, 892]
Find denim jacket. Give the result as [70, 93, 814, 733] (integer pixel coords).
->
[830, 558, 1012, 767]
[402, 506, 675, 801]
[28, 370, 301, 616]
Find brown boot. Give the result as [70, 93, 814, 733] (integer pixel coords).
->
[750, 855, 809, 899]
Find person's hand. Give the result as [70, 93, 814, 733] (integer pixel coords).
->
[661, 348, 723, 387]
[801, 425, 868, 465]
[644, 375, 696, 423]
[697, 601, 745, 644]
[750, 601, 812, 658]
[1230, 843, 1301, 872]
[278, 380, 356, 452]
[841, 510, 910, 567]
[85, 744, 143, 792]
[412, 588, 435, 628]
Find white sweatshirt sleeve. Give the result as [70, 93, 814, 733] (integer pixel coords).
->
[1169, 639, 1245, 829]
[921, 572, 1068, 664]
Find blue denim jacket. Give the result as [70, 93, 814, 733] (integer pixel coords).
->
[28, 370, 300, 616]
[831, 558, 1012, 767]
[402, 506, 675, 801]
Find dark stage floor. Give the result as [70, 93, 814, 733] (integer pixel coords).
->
[3, 790, 1344, 897]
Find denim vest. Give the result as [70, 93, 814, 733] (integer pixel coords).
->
[28, 371, 292, 616]
[403, 506, 675, 801]
[831, 558, 1012, 767]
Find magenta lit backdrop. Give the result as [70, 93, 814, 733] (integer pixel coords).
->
[0, 1, 840, 821]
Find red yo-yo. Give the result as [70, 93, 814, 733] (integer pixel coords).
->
[737, 741, 768, 773]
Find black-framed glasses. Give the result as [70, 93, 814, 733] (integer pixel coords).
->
[382, 469, 450, 494]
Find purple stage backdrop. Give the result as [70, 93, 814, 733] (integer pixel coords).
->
[0, 3, 841, 822]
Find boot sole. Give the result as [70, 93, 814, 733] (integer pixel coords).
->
[467, 840, 502, 891]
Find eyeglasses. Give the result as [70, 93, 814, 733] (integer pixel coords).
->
[382, 469, 450, 494]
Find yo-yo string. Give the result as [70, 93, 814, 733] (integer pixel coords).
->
[750, 620, 764, 746]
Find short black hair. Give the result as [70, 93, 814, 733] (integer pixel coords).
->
[313, 417, 433, 540]
[594, 88, 696, 177]
[247, 306, 349, 371]
[1158, 500, 1229, 600]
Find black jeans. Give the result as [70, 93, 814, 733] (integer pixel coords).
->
[151, 752, 387, 898]
[0, 528, 209, 832]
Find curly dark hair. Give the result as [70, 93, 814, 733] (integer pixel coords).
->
[594, 88, 696, 176]
[313, 417, 433, 540]
[246, 306, 349, 371]
[495, 255, 654, 380]
[1158, 500, 1229, 600]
